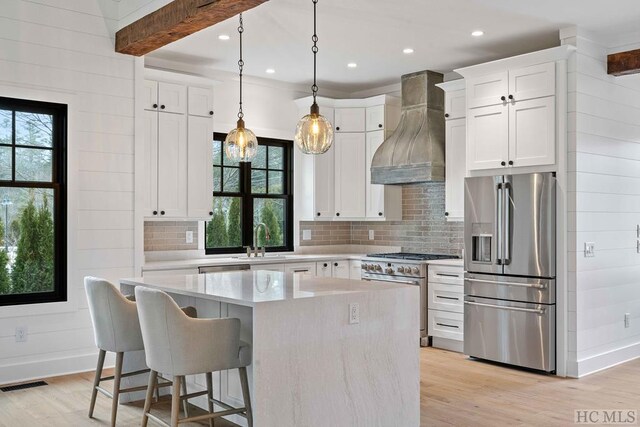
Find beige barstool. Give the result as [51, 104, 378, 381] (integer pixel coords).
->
[84, 277, 191, 426]
[135, 286, 253, 427]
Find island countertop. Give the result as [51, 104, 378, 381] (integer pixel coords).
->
[121, 270, 408, 308]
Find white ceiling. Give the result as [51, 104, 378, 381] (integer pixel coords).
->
[148, 0, 640, 93]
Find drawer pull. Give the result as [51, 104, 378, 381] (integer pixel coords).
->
[293, 269, 309, 273]
[465, 301, 545, 315]
[436, 296, 459, 301]
[435, 273, 460, 278]
[436, 323, 459, 329]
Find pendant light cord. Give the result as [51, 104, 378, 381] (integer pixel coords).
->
[238, 13, 245, 119]
[311, 0, 319, 104]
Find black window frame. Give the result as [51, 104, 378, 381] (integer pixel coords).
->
[0, 96, 67, 307]
[206, 132, 294, 255]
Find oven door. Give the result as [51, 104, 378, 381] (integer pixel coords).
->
[362, 274, 426, 337]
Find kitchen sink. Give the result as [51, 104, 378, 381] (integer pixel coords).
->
[230, 254, 292, 260]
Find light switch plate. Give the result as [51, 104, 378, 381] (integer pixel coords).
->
[368, 230, 375, 240]
[349, 303, 360, 324]
[302, 229, 312, 241]
[186, 231, 193, 244]
[584, 242, 595, 258]
[625, 313, 631, 328]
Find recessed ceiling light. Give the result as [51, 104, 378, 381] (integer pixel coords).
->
[403, 48, 414, 54]
[347, 62, 358, 68]
[218, 34, 230, 41]
[265, 68, 275, 74]
[471, 30, 484, 37]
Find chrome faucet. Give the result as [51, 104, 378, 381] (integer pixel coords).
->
[247, 222, 270, 257]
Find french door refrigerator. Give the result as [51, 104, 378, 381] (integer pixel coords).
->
[463, 172, 556, 372]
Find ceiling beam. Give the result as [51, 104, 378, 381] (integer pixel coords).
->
[116, 0, 268, 56]
[607, 48, 640, 76]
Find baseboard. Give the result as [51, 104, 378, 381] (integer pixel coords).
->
[432, 337, 464, 353]
[575, 341, 640, 378]
[0, 350, 115, 386]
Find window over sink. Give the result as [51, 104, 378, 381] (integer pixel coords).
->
[205, 133, 293, 254]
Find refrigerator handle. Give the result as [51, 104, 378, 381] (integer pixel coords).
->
[504, 182, 512, 265]
[496, 182, 503, 265]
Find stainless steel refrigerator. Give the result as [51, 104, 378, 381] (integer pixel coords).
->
[464, 172, 556, 372]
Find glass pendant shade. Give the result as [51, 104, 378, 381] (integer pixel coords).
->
[224, 118, 258, 162]
[295, 103, 334, 154]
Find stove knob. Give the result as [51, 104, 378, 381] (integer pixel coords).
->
[386, 267, 394, 274]
[397, 266, 405, 273]
[361, 264, 367, 270]
[375, 265, 382, 272]
[412, 267, 420, 275]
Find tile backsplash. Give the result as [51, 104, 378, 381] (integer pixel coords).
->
[144, 221, 198, 252]
[300, 183, 464, 255]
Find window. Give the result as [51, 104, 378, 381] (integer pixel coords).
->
[205, 133, 293, 254]
[0, 97, 67, 306]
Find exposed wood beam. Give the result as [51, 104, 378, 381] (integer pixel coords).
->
[607, 48, 640, 76]
[116, 0, 268, 56]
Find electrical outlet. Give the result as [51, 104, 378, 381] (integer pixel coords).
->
[302, 229, 312, 241]
[349, 303, 360, 324]
[637, 240, 640, 254]
[15, 326, 27, 343]
[186, 231, 193, 244]
[368, 230, 375, 240]
[625, 313, 631, 328]
[584, 242, 595, 258]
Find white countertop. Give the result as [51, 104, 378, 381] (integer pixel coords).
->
[122, 270, 406, 307]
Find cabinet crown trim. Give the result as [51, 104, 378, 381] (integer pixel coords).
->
[436, 79, 465, 92]
[294, 94, 400, 109]
[454, 45, 576, 78]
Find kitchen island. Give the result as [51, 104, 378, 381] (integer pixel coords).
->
[120, 270, 420, 427]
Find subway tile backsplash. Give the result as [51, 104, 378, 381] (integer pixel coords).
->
[301, 183, 464, 255]
[144, 221, 198, 252]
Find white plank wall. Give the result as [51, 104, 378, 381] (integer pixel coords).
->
[0, 0, 135, 384]
[562, 28, 640, 376]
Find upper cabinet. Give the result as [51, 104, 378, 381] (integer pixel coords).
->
[144, 80, 187, 114]
[365, 130, 402, 220]
[187, 86, 215, 117]
[465, 72, 508, 109]
[334, 108, 365, 132]
[334, 132, 366, 219]
[444, 89, 466, 120]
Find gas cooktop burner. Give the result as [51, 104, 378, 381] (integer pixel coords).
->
[366, 252, 459, 261]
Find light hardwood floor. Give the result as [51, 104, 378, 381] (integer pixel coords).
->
[0, 348, 638, 426]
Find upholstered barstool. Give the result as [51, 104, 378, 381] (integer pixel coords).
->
[135, 286, 253, 427]
[84, 277, 191, 426]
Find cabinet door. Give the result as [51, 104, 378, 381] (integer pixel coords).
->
[143, 111, 158, 216]
[187, 116, 214, 218]
[445, 118, 466, 221]
[332, 260, 350, 279]
[366, 105, 385, 132]
[285, 262, 316, 276]
[316, 262, 332, 277]
[158, 82, 187, 114]
[334, 108, 365, 132]
[349, 260, 362, 280]
[334, 133, 366, 218]
[509, 62, 555, 102]
[313, 143, 335, 219]
[508, 96, 555, 168]
[157, 113, 187, 217]
[466, 104, 509, 171]
[466, 71, 508, 109]
[143, 80, 158, 111]
[445, 89, 466, 120]
[188, 86, 214, 117]
[365, 130, 386, 218]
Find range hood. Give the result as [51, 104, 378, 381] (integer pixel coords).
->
[371, 70, 445, 185]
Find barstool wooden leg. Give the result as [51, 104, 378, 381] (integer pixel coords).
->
[171, 375, 182, 427]
[205, 372, 214, 427]
[238, 367, 253, 427]
[111, 352, 124, 427]
[181, 376, 189, 417]
[89, 349, 106, 418]
[142, 370, 158, 427]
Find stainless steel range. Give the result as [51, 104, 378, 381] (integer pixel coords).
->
[361, 253, 458, 345]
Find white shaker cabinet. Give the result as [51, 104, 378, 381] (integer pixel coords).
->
[466, 104, 509, 171]
[443, 89, 466, 120]
[465, 72, 508, 109]
[187, 115, 214, 218]
[284, 262, 316, 276]
[331, 260, 350, 279]
[508, 96, 556, 168]
[143, 80, 159, 111]
[365, 105, 385, 132]
[334, 132, 366, 219]
[157, 113, 188, 217]
[158, 82, 187, 114]
[365, 130, 401, 220]
[349, 260, 362, 280]
[313, 142, 335, 220]
[334, 107, 365, 132]
[508, 62, 555, 102]
[316, 261, 332, 277]
[444, 118, 466, 221]
[187, 86, 215, 117]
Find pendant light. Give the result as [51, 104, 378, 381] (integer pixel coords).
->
[225, 13, 258, 162]
[294, 0, 334, 155]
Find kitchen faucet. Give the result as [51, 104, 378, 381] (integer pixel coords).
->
[247, 222, 270, 257]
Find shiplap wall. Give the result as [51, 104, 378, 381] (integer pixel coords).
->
[0, 0, 135, 383]
[562, 28, 640, 377]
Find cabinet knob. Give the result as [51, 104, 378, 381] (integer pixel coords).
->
[160, 105, 166, 110]
[317, 212, 321, 217]
[501, 161, 506, 166]
[500, 96, 506, 102]
[323, 263, 328, 267]
[160, 210, 165, 215]
[378, 123, 383, 128]
[153, 210, 158, 215]
[444, 113, 450, 118]
[336, 212, 340, 217]
[445, 212, 449, 217]
[336, 126, 340, 131]
[152, 104, 158, 109]
[508, 160, 514, 166]
[334, 262, 338, 267]
[378, 212, 383, 216]
[209, 211, 214, 216]
[209, 111, 214, 115]
[508, 94, 514, 100]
